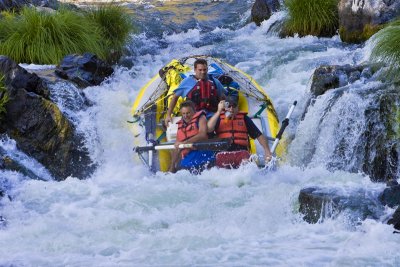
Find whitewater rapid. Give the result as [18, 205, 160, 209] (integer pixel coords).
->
[0, 5, 399, 267]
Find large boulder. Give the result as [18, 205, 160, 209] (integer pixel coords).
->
[302, 64, 398, 183]
[251, 0, 280, 26]
[0, 56, 95, 180]
[339, 0, 400, 43]
[309, 64, 375, 97]
[55, 53, 114, 88]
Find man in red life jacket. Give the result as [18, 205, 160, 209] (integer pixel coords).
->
[165, 59, 226, 127]
[169, 100, 216, 173]
[207, 96, 273, 168]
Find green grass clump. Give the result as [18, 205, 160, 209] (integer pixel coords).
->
[371, 20, 400, 82]
[0, 6, 133, 65]
[284, 0, 339, 37]
[85, 5, 133, 62]
[0, 75, 9, 120]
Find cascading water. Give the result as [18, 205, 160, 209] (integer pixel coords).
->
[0, 1, 399, 266]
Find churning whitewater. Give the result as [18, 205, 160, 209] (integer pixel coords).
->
[0, 1, 399, 266]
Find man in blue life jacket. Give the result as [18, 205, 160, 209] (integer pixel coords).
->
[168, 100, 216, 173]
[164, 58, 226, 126]
[207, 96, 273, 168]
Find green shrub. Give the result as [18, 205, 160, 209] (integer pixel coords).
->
[85, 4, 133, 62]
[0, 75, 9, 120]
[0, 6, 133, 64]
[284, 0, 339, 37]
[371, 20, 400, 82]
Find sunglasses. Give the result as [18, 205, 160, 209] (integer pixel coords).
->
[227, 104, 237, 108]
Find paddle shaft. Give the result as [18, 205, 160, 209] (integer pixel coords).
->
[134, 139, 232, 153]
[270, 101, 297, 154]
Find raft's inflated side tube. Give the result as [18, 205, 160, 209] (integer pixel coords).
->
[131, 56, 285, 172]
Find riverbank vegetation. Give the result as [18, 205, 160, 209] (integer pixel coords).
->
[371, 20, 400, 82]
[283, 0, 338, 37]
[0, 5, 133, 64]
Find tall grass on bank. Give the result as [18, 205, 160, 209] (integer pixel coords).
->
[85, 5, 133, 62]
[0, 6, 133, 64]
[371, 20, 400, 82]
[284, 0, 338, 37]
[0, 75, 9, 120]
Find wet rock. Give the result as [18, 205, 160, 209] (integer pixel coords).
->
[388, 207, 400, 232]
[0, 0, 26, 11]
[379, 184, 400, 208]
[0, 56, 95, 180]
[301, 66, 399, 183]
[309, 65, 375, 97]
[361, 88, 400, 182]
[299, 187, 383, 224]
[338, 0, 400, 43]
[0, 0, 61, 12]
[251, 0, 280, 26]
[0, 147, 43, 180]
[0, 56, 49, 99]
[55, 53, 114, 88]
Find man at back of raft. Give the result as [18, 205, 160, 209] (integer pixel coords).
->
[169, 100, 215, 173]
[207, 96, 273, 168]
[164, 58, 226, 126]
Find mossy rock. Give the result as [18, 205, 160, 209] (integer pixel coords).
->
[339, 24, 383, 43]
[0, 56, 95, 180]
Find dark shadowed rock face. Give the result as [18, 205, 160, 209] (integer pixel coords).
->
[55, 53, 114, 88]
[0, 56, 95, 180]
[339, 0, 400, 43]
[251, 0, 280, 26]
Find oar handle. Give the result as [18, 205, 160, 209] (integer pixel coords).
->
[154, 144, 193, 150]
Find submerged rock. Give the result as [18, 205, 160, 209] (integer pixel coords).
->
[251, 0, 280, 26]
[55, 53, 114, 88]
[299, 187, 383, 224]
[379, 183, 400, 208]
[0, 56, 95, 180]
[388, 207, 400, 232]
[0, 147, 43, 180]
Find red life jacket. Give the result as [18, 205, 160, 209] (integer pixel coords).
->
[176, 111, 205, 158]
[216, 112, 249, 148]
[187, 79, 218, 112]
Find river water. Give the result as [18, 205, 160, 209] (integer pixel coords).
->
[0, 1, 399, 266]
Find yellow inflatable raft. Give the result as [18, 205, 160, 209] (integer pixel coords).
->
[131, 55, 285, 172]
